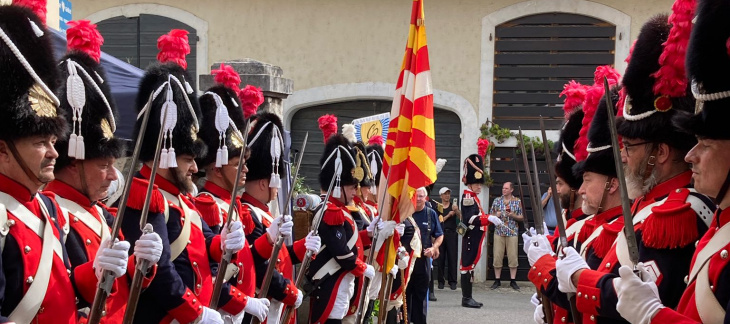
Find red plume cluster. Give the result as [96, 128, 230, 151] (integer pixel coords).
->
[13, 0, 47, 24]
[238, 85, 264, 119]
[368, 135, 384, 146]
[318, 114, 338, 143]
[575, 65, 621, 161]
[212, 64, 241, 92]
[66, 20, 104, 63]
[477, 138, 490, 157]
[560, 81, 588, 118]
[157, 29, 191, 69]
[652, 0, 696, 97]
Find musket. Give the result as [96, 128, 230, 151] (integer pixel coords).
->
[354, 168, 393, 324]
[122, 105, 170, 324]
[541, 117, 582, 324]
[209, 119, 252, 309]
[603, 77, 640, 268]
[518, 128, 554, 324]
[86, 87, 157, 324]
[279, 165, 339, 324]
[250, 132, 308, 324]
[512, 149, 531, 235]
[530, 137, 547, 232]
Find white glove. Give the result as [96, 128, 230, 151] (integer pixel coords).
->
[134, 230, 163, 264]
[487, 215, 503, 226]
[530, 293, 540, 307]
[242, 297, 270, 322]
[533, 304, 547, 324]
[527, 234, 554, 266]
[294, 289, 304, 309]
[615, 264, 665, 324]
[395, 223, 405, 236]
[304, 231, 321, 253]
[266, 215, 291, 240]
[397, 246, 410, 269]
[219, 309, 244, 324]
[555, 247, 588, 293]
[221, 221, 245, 252]
[364, 264, 376, 279]
[198, 306, 224, 324]
[367, 216, 381, 235]
[522, 227, 537, 254]
[390, 264, 399, 276]
[94, 238, 130, 279]
[378, 220, 397, 238]
[279, 215, 293, 238]
[541, 222, 550, 235]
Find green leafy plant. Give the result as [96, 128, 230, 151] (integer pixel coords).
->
[480, 119, 514, 144]
[292, 164, 312, 196]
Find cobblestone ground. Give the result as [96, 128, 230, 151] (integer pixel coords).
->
[425, 281, 535, 323]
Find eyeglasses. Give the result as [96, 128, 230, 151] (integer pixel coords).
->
[621, 141, 653, 157]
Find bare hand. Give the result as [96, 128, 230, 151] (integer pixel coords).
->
[424, 247, 434, 258]
[547, 187, 552, 197]
[432, 247, 440, 260]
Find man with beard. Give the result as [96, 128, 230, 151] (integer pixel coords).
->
[614, 0, 730, 322]
[193, 64, 277, 323]
[239, 112, 321, 324]
[524, 80, 593, 324]
[45, 20, 166, 324]
[306, 134, 375, 324]
[563, 11, 715, 324]
[122, 30, 248, 324]
[0, 5, 130, 323]
[526, 67, 624, 323]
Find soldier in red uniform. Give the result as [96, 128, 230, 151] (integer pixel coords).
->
[561, 10, 716, 324]
[240, 112, 321, 324]
[192, 63, 275, 323]
[306, 134, 375, 324]
[0, 4, 129, 323]
[45, 19, 166, 324]
[122, 29, 248, 324]
[614, 0, 730, 322]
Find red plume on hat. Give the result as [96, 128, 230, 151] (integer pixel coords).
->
[575, 65, 621, 161]
[212, 64, 241, 92]
[368, 135, 384, 146]
[318, 114, 338, 143]
[66, 20, 104, 63]
[12, 0, 47, 24]
[157, 29, 191, 69]
[652, 0, 695, 98]
[477, 138, 490, 157]
[238, 85, 264, 119]
[560, 80, 588, 118]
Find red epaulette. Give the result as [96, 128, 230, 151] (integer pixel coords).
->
[239, 204, 256, 236]
[193, 195, 220, 227]
[578, 218, 597, 244]
[592, 219, 624, 259]
[323, 204, 345, 226]
[126, 178, 164, 213]
[643, 188, 698, 249]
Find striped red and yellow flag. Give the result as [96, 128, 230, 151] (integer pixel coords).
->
[381, 0, 437, 225]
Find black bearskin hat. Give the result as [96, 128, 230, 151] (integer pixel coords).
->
[0, 6, 66, 142]
[197, 84, 246, 169]
[353, 142, 373, 188]
[319, 134, 361, 194]
[617, 14, 697, 151]
[133, 63, 206, 165]
[677, 0, 730, 139]
[462, 154, 485, 185]
[55, 51, 125, 171]
[554, 109, 585, 189]
[574, 87, 621, 178]
[366, 143, 384, 189]
[245, 112, 285, 186]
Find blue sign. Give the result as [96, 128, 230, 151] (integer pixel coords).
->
[59, 0, 72, 32]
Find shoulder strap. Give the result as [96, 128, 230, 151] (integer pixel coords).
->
[161, 191, 193, 261]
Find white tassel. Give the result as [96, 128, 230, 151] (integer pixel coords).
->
[221, 145, 228, 164]
[29, 19, 44, 37]
[168, 148, 177, 168]
[372, 184, 377, 194]
[76, 136, 85, 160]
[216, 148, 223, 168]
[270, 173, 280, 188]
[185, 80, 194, 94]
[159, 148, 169, 169]
[68, 133, 77, 158]
[370, 155, 378, 180]
[333, 149, 343, 198]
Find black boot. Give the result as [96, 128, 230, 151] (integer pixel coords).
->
[461, 273, 482, 308]
[429, 276, 437, 301]
[490, 279, 501, 290]
[510, 280, 521, 290]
